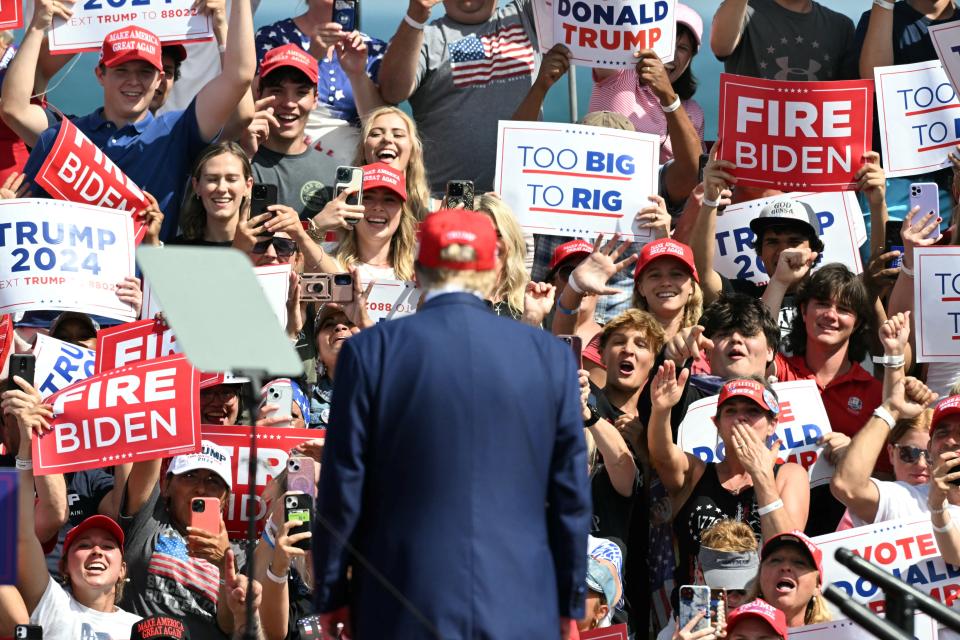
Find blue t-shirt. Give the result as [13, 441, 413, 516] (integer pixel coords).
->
[23, 99, 209, 242]
[255, 18, 385, 125]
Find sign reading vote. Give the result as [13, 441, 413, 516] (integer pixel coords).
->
[35, 120, 150, 243]
[813, 516, 955, 636]
[495, 120, 659, 239]
[718, 74, 874, 191]
[33, 334, 95, 398]
[875, 60, 960, 177]
[676, 380, 835, 487]
[201, 425, 321, 538]
[49, 0, 213, 53]
[33, 354, 200, 475]
[0, 199, 136, 321]
[713, 191, 866, 286]
[914, 247, 960, 363]
[547, 0, 677, 68]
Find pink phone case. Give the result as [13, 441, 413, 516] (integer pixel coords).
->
[908, 182, 941, 239]
[190, 497, 221, 534]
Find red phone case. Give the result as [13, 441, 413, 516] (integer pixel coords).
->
[190, 497, 221, 534]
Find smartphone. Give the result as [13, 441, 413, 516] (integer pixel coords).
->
[335, 166, 364, 210]
[679, 585, 711, 632]
[445, 180, 475, 209]
[287, 456, 317, 498]
[7, 354, 35, 390]
[908, 182, 941, 240]
[558, 335, 583, 366]
[263, 380, 293, 421]
[697, 152, 709, 183]
[284, 493, 314, 551]
[15, 626, 42, 640]
[300, 273, 355, 303]
[884, 221, 904, 269]
[251, 183, 279, 248]
[332, 0, 357, 32]
[190, 497, 221, 535]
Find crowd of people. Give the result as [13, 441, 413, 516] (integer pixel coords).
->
[0, 0, 959, 638]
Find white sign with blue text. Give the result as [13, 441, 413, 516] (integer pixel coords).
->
[33, 333, 95, 399]
[714, 191, 866, 286]
[913, 246, 960, 363]
[0, 199, 136, 321]
[495, 120, 659, 240]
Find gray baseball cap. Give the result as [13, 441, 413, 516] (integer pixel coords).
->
[699, 547, 759, 590]
[749, 199, 822, 237]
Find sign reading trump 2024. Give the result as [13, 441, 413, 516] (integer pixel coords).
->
[714, 191, 866, 286]
[33, 334, 95, 399]
[49, 0, 212, 54]
[546, 0, 677, 68]
[676, 380, 834, 487]
[718, 74, 874, 191]
[914, 246, 960, 363]
[0, 199, 136, 321]
[875, 60, 960, 177]
[495, 120, 659, 240]
[32, 354, 200, 475]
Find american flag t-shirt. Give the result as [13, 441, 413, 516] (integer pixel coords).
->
[449, 24, 535, 88]
[148, 533, 221, 605]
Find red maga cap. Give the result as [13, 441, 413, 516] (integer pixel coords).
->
[718, 378, 779, 414]
[726, 599, 789, 639]
[258, 44, 319, 84]
[101, 27, 163, 72]
[932, 395, 960, 433]
[762, 530, 824, 583]
[417, 209, 497, 271]
[63, 514, 125, 555]
[633, 238, 699, 283]
[548, 239, 593, 275]
[363, 162, 407, 201]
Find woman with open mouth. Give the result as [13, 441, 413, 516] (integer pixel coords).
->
[744, 531, 831, 628]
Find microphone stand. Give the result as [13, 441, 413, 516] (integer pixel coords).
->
[239, 370, 265, 640]
[823, 585, 913, 640]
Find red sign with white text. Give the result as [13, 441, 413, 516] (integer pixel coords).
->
[0, 2, 23, 30]
[717, 74, 874, 191]
[34, 119, 150, 243]
[95, 318, 179, 374]
[33, 354, 200, 475]
[201, 425, 323, 538]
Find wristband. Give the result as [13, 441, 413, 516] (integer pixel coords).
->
[930, 499, 949, 515]
[872, 405, 897, 430]
[701, 196, 721, 208]
[933, 519, 955, 533]
[899, 263, 914, 277]
[217, 43, 226, 53]
[661, 95, 682, 113]
[874, 0, 895, 9]
[403, 13, 426, 30]
[266, 563, 288, 584]
[872, 354, 905, 369]
[757, 499, 784, 516]
[555, 300, 578, 316]
[15, 457, 32, 471]
[567, 277, 585, 296]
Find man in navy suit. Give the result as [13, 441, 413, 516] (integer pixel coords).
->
[313, 209, 591, 639]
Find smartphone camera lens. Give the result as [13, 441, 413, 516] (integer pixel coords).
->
[286, 496, 297, 508]
[253, 185, 267, 199]
[289, 461, 300, 472]
[192, 499, 204, 512]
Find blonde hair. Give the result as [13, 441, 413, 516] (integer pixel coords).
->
[950, 381, 960, 397]
[475, 193, 528, 316]
[632, 269, 704, 330]
[180, 142, 252, 241]
[599, 309, 667, 355]
[355, 106, 431, 221]
[700, 520, 757, 553]
[746, 554, 832, 625]
[335, 198, 417, 281]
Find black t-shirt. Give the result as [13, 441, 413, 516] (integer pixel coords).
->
[170, 236, 233, 247]
[588, 384, 641, 543]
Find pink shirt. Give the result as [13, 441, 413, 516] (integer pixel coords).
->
[589, 70, 705, 164]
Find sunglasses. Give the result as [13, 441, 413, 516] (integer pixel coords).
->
[252, 236, 297, 258]
[893, 444, 931, 464]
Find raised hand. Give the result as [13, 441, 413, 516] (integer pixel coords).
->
[731, 422, 780, 479]
[634, 49, 675, 105]
[702, 141, 736, 206]
[534, 44, 572, 92]
[567, 234, 638, 296]
[650, 360, 689, 412]
[522, 281, 556, 326]
[664, 325, 714, 366]
[770, 246, 818, 287]
[240, 95, 279, 158]
[855, 151, 886, 210]
[635, 194, 672, 239]
[884, 376, 938, 422]
[879, 311, 910, 356]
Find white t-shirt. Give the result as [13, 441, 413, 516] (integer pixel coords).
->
[30, 576, 142, 640]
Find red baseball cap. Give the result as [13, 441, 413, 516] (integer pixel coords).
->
[101, 27, 163, 72]
[63, 514, 125, 556]
[718, 378, 780, 415]
[258, 44, 319, 84]
[363, 162, 407, 201]
[726, 599, 789, 639]
[931, 395, 960, 433]
[633, 238, 699, 283]
[547, 239, 593, 279]
[417, 209, 497, 271]
[762, 530, 823, 584]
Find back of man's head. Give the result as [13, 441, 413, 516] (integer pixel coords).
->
[415, 209, 498, 296]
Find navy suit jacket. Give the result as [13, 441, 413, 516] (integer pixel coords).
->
[313, 292, 591, 639]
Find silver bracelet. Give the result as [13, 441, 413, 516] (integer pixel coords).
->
[872, 406, 897, 430]
[933, 519, 955, 533]
[874, 0, 895, 9]
[266, 563, 288, 584]
[701, 196, 721, 208]
[872, 354, 905, 369]
[15, 457, 32, 471]
[403, 13, 426, 30]
[662, 95, 682, 113]
[757, 498, 784, 516]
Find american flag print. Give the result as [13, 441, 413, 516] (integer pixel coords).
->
[449, 24, 535, 88]
[148, 534, 221, 605]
